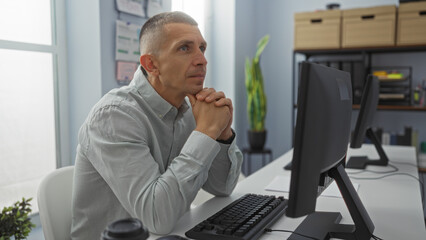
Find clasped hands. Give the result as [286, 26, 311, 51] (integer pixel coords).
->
[187, 88, 233, 141]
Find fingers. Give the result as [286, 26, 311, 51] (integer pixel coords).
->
[186, 94, 197, 107]
[192, 88, 233, 117]
[196, 88, 214, 101]
[215, 98, 233, 128]
[214, 97, 233, 109]
[205, 91, 225, 102]
[196, 88, 225, 103]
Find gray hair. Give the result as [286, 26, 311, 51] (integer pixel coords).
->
[139, 11, 198, 77]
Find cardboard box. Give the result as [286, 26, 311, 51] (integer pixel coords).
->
[397, 2, 426, 46]
[294, 10, 341, 50]
[342, 5, 396, 48]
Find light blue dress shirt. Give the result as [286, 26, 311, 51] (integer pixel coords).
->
[71, 68, 243, 239]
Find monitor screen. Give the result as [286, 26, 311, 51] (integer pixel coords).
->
[346, 75, 389, 169]
[286, 62, 374, 239]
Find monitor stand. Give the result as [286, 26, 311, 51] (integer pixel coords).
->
[346, 128, 389, 169]
[283, 160, 292, 170]
[288, 163, 375, 240]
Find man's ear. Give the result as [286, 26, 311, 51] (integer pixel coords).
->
[140, 54, 159, 76]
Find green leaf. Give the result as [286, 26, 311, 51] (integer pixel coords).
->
[245, 58, 252, 91]
[245, 35, 269, 131]
[254, 35, 270, 63]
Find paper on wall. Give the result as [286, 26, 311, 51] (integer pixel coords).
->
[115, 20, 141, 62]
[116, 0, 145, 17]
[147, 0, 171, 17]
[116, 61, 138, 84]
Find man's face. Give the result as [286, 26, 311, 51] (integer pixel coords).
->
[154, 23, 207, 96]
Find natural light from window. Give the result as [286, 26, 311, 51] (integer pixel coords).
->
[0, 49, 56, 212]
[172, 0, 205, 36]
[0, 0, 56, 213]
[0, 0, 52, 45]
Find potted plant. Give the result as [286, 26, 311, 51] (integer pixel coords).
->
[0, 198, 36, 240]
[245, 35, 269, 150]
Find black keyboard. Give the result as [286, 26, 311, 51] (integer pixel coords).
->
[185, 194, 288, 240]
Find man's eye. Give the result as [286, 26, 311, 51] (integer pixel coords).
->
[200, 46, 206, 53]
[179, 45, 189, 51]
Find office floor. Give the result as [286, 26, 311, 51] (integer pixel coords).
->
[28, 227, 44, 240]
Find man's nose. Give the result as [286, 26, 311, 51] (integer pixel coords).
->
[193, 51, 207, 66]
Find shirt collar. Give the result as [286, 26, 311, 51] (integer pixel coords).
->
[131, 67, 189, 119]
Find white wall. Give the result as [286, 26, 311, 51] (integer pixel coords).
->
[66, 0, 103, 162]
[205, 0, 236, 110]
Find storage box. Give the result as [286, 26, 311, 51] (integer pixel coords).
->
[342, 5, 396, 48]
[294, 10, 341, 50]
[397, 2, 426, 46]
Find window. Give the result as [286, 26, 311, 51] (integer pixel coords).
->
[0, 0, 67, 212]
[172, 0, 205, 36]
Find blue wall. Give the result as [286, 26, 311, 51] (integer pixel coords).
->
[234, 0, 257, 153]
[99, 0, 147, 95]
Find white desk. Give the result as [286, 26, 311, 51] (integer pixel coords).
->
[150, 145, 425, 239]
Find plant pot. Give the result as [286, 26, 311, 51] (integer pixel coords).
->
[248, 130, 267, 150]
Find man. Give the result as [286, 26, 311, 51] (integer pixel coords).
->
[71, 11, 243, 239]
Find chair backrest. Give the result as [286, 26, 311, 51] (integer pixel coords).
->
[37, 166, 74, 240]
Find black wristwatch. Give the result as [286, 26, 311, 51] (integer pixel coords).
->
[217, 129, 236, 144]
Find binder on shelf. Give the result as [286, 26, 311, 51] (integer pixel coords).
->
[382, 132, 391, 145]
[396, 127, 412, 146]
[363, 127, 413, 146]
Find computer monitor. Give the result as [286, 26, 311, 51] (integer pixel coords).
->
[286, 62, 374, 239]
[346, 75, 389, 169]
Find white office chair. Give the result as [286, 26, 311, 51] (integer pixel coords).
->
[37, 166, 74, 240]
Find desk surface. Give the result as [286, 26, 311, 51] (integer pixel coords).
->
[150, 145, 425, 239]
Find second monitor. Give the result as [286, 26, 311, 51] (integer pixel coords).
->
[346, 75, 389, 169]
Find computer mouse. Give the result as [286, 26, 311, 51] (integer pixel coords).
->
[156, 235, 188, 240]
